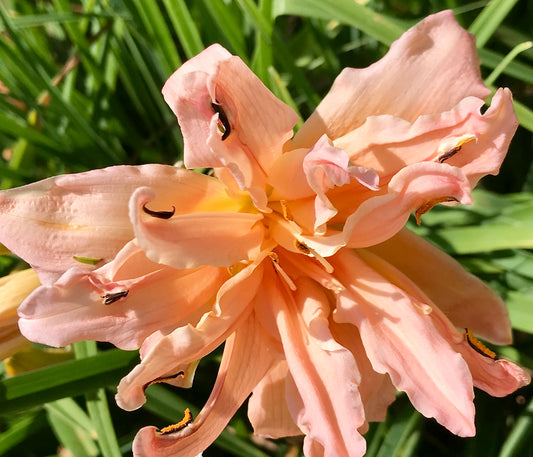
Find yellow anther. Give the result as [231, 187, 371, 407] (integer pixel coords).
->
[157, 408, 193, 435]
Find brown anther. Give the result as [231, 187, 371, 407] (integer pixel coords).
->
[142, 204, 175, 219]
[211, 102, 231, 140]
[415, 196, 459, 225]
[101, 290, 129, 305]
[438, 145, 462, 163]
[437, 136, 476, 163]
[294, 240, 312, 255]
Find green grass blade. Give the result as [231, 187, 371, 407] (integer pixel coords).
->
[506, 292, 533, 334]
[0, 5, 121, 161]
[201, 0, 249, 61]
[468, 0, 520, 48]
[45, 398, 100, 457]
[162, 0, 204, 58]
[485, 41, 533, 86]
[498, 395, 533, 457]
[250, 0, 273, 83]
[420, 224, 533, 254]
[272, 0, 404, 46]
[513, 98, 533, 134]
[74, 341, 122, 457]
[129, 0, 181, 74]
[0, 349, 138, 414]
[479, 47, 533, 85]
[0, 411, 48, 454]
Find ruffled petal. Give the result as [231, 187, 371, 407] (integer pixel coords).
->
[302, 162, 473, 257]
[332, 89, 517, 187]
[365, 228, 513, 344]
[18, 241, 228, 350]
[132, 313, 275, 457]
[248, 359, 302, 438]
[331, 250, 476, 437]
[163, 44, 299, 210]
[303, 135, 379, 233]
[0, 165, 179, 283]
[293, 10, 489, 147]
[130, 186, 264, 269]
[116, 258, 265, 411]
[443, 88, 518, 188]
[162, 44, 232, 169]
[272, 272, 367, 457]
[356, 247, 530, 397]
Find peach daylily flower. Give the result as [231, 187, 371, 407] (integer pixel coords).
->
[0, 10, 529, 457]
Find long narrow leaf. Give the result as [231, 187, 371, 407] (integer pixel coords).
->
[0, 349, 138, 414]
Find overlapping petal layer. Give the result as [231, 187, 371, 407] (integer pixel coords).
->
[332, 250, 476, 437]
[133, 313, 275, 457]
[293, 10, 490, 147]
[163, 44, 299, 209]
[366, 228, 513, 344]
[116, 258, 265, 411]
[18, 241, 229, 350]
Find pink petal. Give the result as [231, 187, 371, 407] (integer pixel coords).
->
[18, 241, 228, 350]
[268, 148, 314, 201]
[132, 313, 275, 457]
[356, 247, 530, 396]
[248, 360, 302, 438]
[443, 88, 518, 188]
[272, 271, 367, 457]
[0, 165, 179, 284]
[303, 135, 379, 233]
[130, 186, 265, 269]
[465, 354, 530, 397]
[116, 258, 265, 411]
[332, 89, 517, 187]
[331, 250, 476, 437]
[293, 10, 489, 148]
[162, 44, 299, 210]
[302, 162, 473, 257]
[332, 322, 396, 426]
[430, 309, 530, 397]
[366, 228, 513, 344]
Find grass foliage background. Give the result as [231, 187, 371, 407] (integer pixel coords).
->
[0, 0, 533, 456]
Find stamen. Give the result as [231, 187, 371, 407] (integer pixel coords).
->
[101, 290, 129, 305]
[268, 252, 297, 290]
[142, 204, 175, 220]
[465, 328, 499, 360]
[415, 196, 459, 225]
[438, 146, 461, 163]
[143, 371, 185, 392]
[438, 135, 476, 163]
[73, 256, 102, 266]
[280, 200, 294, 221]
[211, 102, 231, 140]
[156, 408, 193, 435]
[293, 240, 334, 273]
